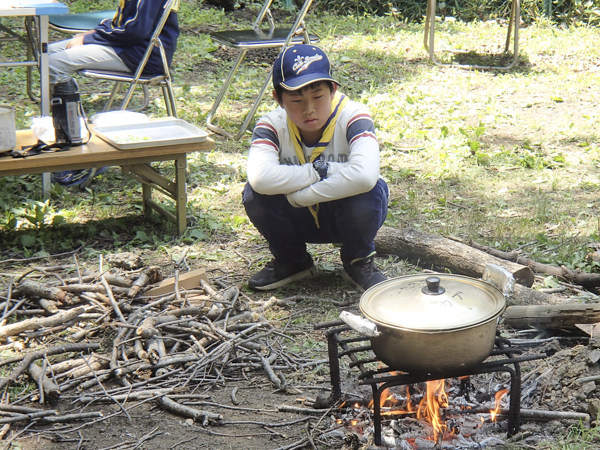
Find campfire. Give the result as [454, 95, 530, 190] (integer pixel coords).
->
[333, 376, 517, 448]
[313, 319, 564, 448]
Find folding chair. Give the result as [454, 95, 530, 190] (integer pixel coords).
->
[49, 10, 117, 34]
[423, 0, 520, 70]
[77, 0, 178, 117]
[206, 0, 318, 140]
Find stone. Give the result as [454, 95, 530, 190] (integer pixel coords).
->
[588, 399, 600, 420]
[587, 349, 600, 365]
[582, 381, 597, 395]
[104, 252, 143, 270]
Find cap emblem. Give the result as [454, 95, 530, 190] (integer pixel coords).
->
[292, 53, 324, 75]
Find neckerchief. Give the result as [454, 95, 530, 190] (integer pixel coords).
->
[287, 91, 348, 228]
[114, 0, 180, 27]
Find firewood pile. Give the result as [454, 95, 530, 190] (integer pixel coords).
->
[0, 256, 334, 446]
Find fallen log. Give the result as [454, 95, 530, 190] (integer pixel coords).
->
[502, 303, 600, 329]
[374, 226, 534, 287]
[470, 241, 600, 290]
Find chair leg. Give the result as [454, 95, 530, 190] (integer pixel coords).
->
[232, 71, 273, 140]
[120, 80, 140, 110]
[206, 48, 249, 139]
[162, 82, 177, 118]
[103, 81, 123, 112]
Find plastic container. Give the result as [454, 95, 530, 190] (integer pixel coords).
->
[0, 105, 17, 152]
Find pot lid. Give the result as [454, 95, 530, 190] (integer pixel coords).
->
[359, 274, 506, 332]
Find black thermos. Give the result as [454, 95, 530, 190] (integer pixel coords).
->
[51, 77, 82, 146]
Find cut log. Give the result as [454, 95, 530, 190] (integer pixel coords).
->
[470, 241, 600, 290]
[374, 226, 534, 287]
[502, 303, 600, 329]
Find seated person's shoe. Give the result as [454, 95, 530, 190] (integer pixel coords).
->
[51, 167, 108, 188]
[342, 257, 387, 292]
[248, 255, 317, 291]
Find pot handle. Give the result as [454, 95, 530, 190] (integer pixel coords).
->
[339, 311, 380, 337]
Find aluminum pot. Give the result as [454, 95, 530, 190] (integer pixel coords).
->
[353, 274, 506, 376]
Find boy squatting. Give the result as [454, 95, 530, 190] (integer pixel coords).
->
[243, 44, 389, 292]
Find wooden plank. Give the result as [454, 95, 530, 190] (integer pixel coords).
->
[143, 268, 209, 297]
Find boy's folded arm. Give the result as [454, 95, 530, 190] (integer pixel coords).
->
[247, 145, 319, 195]
[286, 138, 380, 207]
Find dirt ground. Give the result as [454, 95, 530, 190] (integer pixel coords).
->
[3, 247, 600, 450]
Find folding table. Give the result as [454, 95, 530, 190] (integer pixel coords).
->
[0, 0, 69, 191]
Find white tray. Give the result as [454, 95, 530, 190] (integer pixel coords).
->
[94, 118, 208, 150]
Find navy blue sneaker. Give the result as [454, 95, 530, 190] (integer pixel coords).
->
[248, 254, 317, 291]
[342, 257, 387, 292]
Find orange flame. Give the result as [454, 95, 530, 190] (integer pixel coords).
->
[490, 389, 508, 421]
[417, 380, 448, 442]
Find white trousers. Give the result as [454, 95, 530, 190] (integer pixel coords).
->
[48, 40, 130, 84]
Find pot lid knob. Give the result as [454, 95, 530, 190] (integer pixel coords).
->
[422, 276, 446, 295]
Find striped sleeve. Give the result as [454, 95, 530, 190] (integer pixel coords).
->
[346, 112, 377, 145]
[251, 121, 280, 152]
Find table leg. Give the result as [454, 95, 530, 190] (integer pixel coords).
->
[175, 155, 187, 236]
[38, 15, 51, 196]
[38, 15, 49, 116]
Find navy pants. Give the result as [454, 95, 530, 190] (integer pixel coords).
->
[242, 178, 389, 266]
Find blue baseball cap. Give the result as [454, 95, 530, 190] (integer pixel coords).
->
[272, 45, 340, 91]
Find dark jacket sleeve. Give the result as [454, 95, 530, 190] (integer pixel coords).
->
[84, 0, 163, 47]
[81, 0, 180, 76]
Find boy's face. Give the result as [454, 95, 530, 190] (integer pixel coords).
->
[274, 82, 338, 143]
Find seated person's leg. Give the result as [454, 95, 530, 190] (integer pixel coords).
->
[49, 43, 130, 84]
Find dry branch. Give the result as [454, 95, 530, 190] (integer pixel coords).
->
[128, 267, 162, 297]
[0, 342, 100, 391]
[0, 306, 88, 339]
[27, 362, 60, 401]
[15, 279, 70, 303]
[156, 396, 223, 425]
[503, 303, 600, 329]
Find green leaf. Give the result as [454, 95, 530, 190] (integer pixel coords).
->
[133, 231, 150, 242]
[21, 234, 36, 247]
[52, 215, 65, 225]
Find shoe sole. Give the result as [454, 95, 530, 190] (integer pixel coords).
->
[341, 269, 366, 293]
[252, 265, 318, 291]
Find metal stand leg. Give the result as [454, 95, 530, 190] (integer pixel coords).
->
[326, 331, 343, 402]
